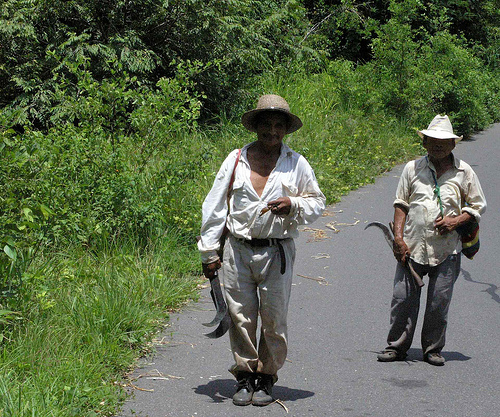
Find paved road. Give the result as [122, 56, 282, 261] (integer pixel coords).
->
[117, 124, 499, 417]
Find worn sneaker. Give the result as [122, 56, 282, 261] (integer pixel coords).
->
[232, 373, 254, 406]
[377, 350, 407, 362]
[424, 352, 445, 366]
[252, 373, 274, 407]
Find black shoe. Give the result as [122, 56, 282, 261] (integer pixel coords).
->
[377, 349, 407, 362]
[232, 372, 254, 406]
[252, 373, 274, 406]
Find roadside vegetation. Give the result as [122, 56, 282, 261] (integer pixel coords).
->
[1, 0, 499, 415]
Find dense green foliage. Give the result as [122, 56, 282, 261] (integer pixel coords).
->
[302, 0, 500, 63]
[0, 0, 499, 415]
[0, 0, 319, 124]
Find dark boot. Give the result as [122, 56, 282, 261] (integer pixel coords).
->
[252, 373, 274, 406]
[232, 372, 254, 406]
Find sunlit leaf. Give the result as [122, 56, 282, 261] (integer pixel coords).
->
[3, 245, 17, 261]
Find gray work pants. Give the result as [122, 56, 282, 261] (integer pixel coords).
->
[221, 235, 295, 381]
[386, 254, 461, 355]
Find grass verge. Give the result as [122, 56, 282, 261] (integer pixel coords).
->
[0, 233, 200, 416]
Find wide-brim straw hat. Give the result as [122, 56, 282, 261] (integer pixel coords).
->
[418, 114, 462, 141]
[241, 94, 303, 134]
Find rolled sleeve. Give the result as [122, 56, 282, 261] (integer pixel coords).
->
[198, 149, 240, 262]
[461, 169, 487, 222]
[393, 162, 411, 210]
[393, 199, 410, 211]
[288, 158, 326, 225]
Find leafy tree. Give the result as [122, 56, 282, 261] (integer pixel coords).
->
[0, 0, 319, 127]
[418, 0, 500, 47]
[300, 0, 499, 66]
[368, 0, 500, 135]
[301, 0, 391, 62]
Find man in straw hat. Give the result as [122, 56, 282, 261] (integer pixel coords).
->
[377, 115, 486, 366]
[198, 94, 325, 405]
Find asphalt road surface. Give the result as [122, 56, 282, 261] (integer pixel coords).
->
[117, 123, 499, 417]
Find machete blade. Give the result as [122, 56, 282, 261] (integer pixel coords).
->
[204, 311, 231, 338]
[202, 271, 228, 327]
[365, 221, 425, 288]
[364, 221, 394, 250]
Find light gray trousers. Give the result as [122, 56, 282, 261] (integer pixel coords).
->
[386, 254, 461, 355]
[221, 235, 295, 381]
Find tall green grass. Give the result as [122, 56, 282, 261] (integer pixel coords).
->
[0, 233, 199, 416]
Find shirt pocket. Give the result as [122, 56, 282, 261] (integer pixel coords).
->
[440, 183, 461, 216]
[231, 179, 251, 210]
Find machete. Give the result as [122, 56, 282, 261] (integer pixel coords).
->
[202, 270, 228, 327]
[202, 270, 231, 338]
[365, 221, 425, 287]
[204, 311, 231, 338]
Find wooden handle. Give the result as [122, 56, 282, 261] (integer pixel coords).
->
[390, 221, 424, 287]
[407, 261, 425, 287]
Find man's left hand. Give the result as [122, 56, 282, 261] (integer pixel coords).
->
[434, 216, 459, 235]
[267, 197, 291, 216]
[434, 212, 473, 235]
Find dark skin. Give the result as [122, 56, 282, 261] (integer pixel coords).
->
[392, 136, 472, 263]
[203, 112, 292, 279]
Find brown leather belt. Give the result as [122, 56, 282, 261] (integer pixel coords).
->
[242, 238, 288, 274]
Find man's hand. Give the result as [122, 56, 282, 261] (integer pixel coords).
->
[202, 259, 221, 279]
[434, 216, 458, 235]
[434, 212, 472, 235]
[267, 197, 291, 216]
[392, 205, 410, 263]
[393, 237, 411, 264]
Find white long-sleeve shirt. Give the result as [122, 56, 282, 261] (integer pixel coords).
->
[198, 142, 326, 263]
[394, 154, 486, 266]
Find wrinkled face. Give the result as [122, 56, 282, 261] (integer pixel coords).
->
[423, 136, 455, 160]
[255, 112, 288, 147]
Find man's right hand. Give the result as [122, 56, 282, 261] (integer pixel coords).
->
[393, 237, 411, 264]
[202, 259, 221, 279]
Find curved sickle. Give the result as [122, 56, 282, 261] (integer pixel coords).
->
[204, 312, 231, 339]
[364, 221, 394, 250]
[202, 271, 228, 327]
[365, 221, 425, 288]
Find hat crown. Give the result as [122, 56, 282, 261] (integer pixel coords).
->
[426, 115, 454, 134]
[255, 94, 291, 112]
[418, 114, 461, 140]
[241, 94, 303, 134]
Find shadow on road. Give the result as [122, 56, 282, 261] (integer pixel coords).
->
[406, 348, 471, 362]
[273, 385, 315, 401]
[193, 379, 315, 403]
[193, 379, 234, 403]
[442, 351, 472, 362]
[461, 268, 499, 304]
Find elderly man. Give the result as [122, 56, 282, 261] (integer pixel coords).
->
[198, 95, 325, 406]
[377, 115, 486, 366]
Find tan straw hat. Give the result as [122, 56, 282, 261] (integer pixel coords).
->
[418, 115, 462, 141]
[241, 94, 303, 134]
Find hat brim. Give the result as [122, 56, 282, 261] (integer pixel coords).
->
[242, 108, 303, 134]
[418, 129, 462, 141]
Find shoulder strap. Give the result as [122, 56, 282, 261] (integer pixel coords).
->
[427, 156, 445, 218]
[226, 149, 241, 211]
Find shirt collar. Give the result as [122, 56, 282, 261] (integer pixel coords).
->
[424, 153, 463, 172]
[241, 141, 292, 166]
